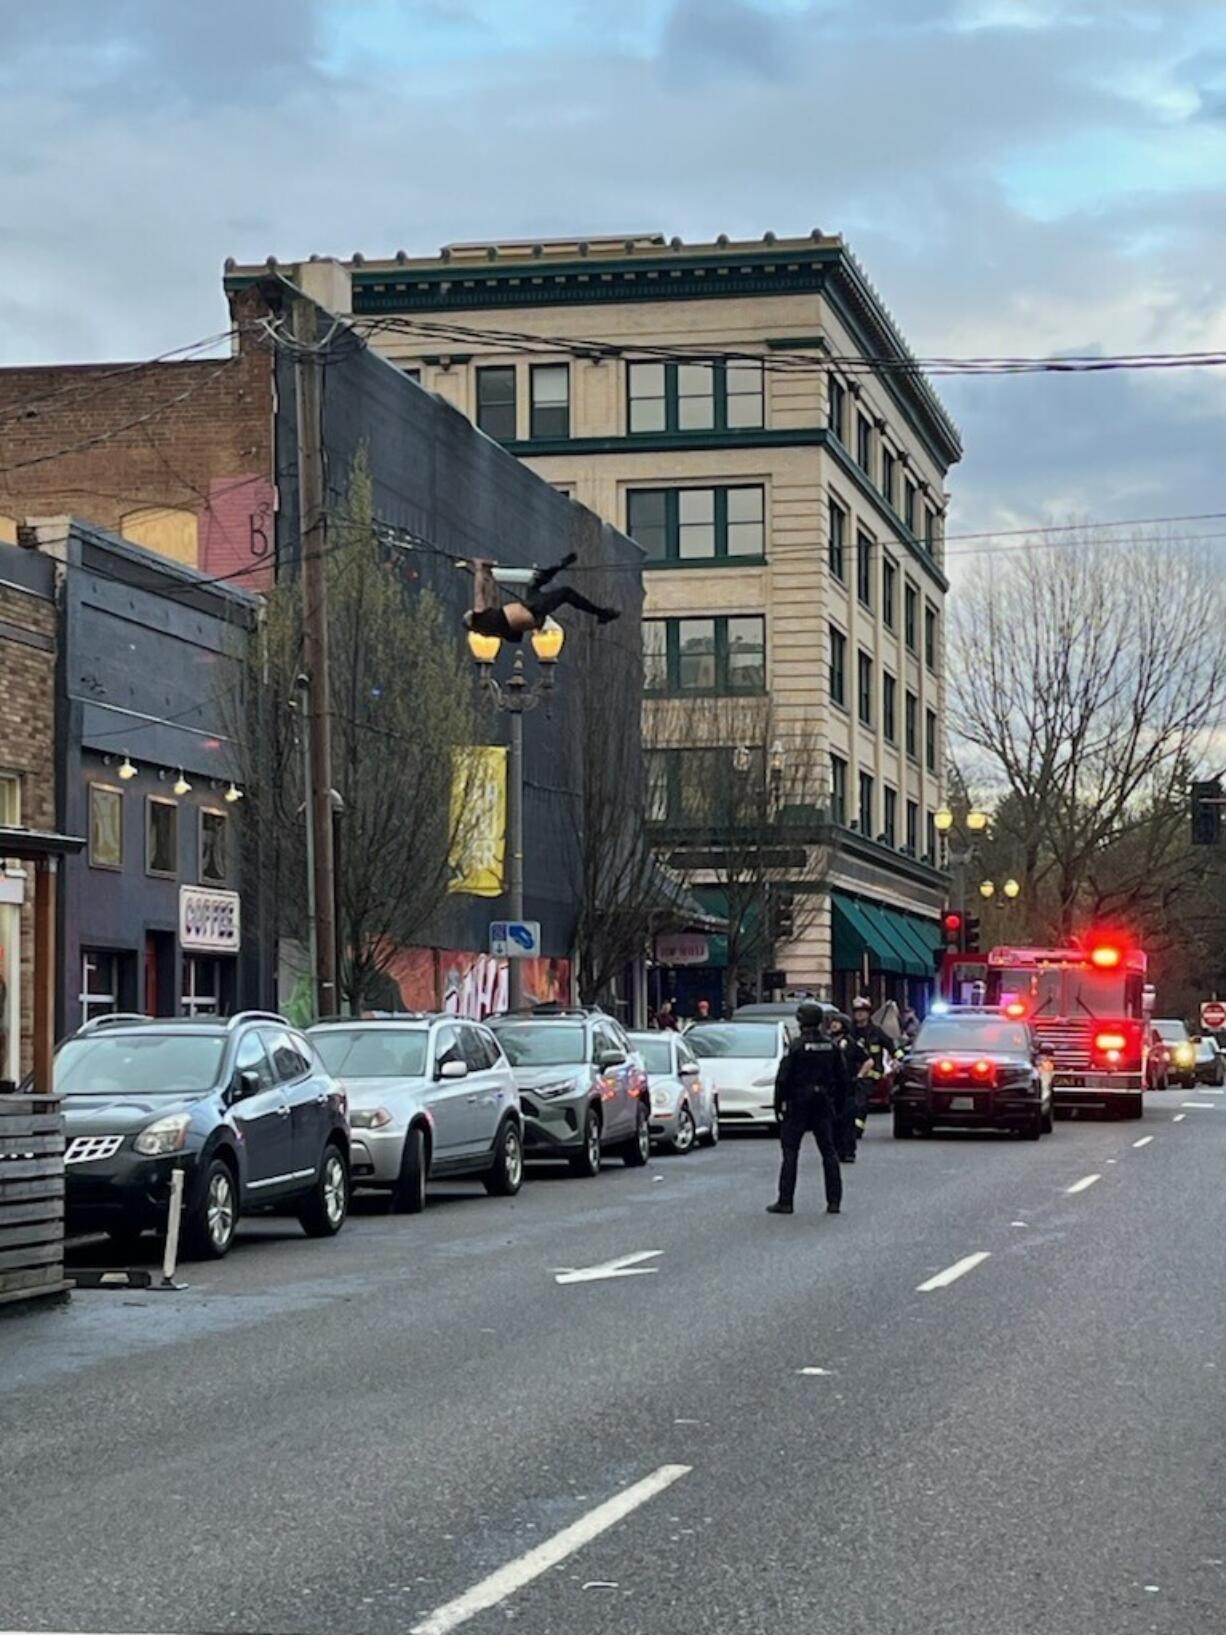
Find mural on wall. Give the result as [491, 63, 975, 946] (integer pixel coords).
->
[199, 476, 276, 587]
[383, 947, 571, 1019]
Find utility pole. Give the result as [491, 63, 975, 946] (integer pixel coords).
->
[507, 697, 526, 1013]
[291, 293, 338, 1020]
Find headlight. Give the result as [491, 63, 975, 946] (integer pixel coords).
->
[1174, 1044, 1196, 1067]
[533, 1079, 578, 1099]
[350, 1107, 393, 1129]
[133, 1113, 191, 1156]
[651, 1087, 672, 1110]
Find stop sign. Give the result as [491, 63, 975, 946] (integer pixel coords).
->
[1201, 1001, 1226, 1030]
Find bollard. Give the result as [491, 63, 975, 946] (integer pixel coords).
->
[159, 1167, 188, 1289]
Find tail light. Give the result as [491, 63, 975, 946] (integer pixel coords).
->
[971, 1058, 996, 1084]
[934, 1058, 957, 1080]
[1003, 1001, 1027, 1020]
[1092, 1026, 1138, 1070]
[1095, 1032, 1127, 1052]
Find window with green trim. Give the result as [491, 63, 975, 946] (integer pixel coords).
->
[627, 360, 763, 434]
[883, 787, 898, 847]
[646, 745, 767, 826]
[906, 799, 919, 856]
[926, 707, 938, 773]
[858, 771, 875, 836]
[882, 556, 897, 630]
[903, 478, 917, 533]
[829, 624, 846, 707]
[905, 689, 918, 759]
[828, 375, 846, 442]
[530, 364, 569, 439]
[627, 485, 764, 563]
[858, 650, 874, 727]
[830, 754, 848, 825]
[881, 446, 897, 509]
[476, 366, 516, 440]
[643, 615, 766, 696]
[904, 581, 918, 652]
[925, 603, 938, 671]
[883, 672, 897, 743]
[828, 499, 846, 581]
[856, 530, 873, 607]
[856, 413, 873, 475]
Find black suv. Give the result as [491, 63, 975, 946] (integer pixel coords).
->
[57, 1012, 350, 1258]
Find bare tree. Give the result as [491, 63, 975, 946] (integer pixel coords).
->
[951, 535, 1226, 937]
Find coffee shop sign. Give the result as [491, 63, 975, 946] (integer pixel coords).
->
[180, 885, 242, 953]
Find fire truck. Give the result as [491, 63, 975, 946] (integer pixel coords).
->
[983, 940, 1151, 1119]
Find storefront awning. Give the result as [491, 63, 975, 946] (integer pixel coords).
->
[860, 904, 928, 978]
[831, 893, 940, 980]
[895, 914, 942, 971]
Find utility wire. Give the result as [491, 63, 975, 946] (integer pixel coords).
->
[0, 329, 241, 429]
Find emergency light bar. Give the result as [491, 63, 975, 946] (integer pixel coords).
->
[988, 945, 1147, 974]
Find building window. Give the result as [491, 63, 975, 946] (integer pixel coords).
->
[828, 499, 846, 581]
[906, 799, 919, 857]
[0, 771, 19, 825]
[857, 650, 873, 727]
[829, 625, 847, 708]
[904, 479, 917, 533]
[146, 798, 178, 878]
[530, 364, 569, 439]
[926, 810, 937, 864]
[476, 366, 517, 440]
[830, 754, 848, 825]
[88, 784, 123, 871]
[883, 787, 898, 847]
[925, 604, 938, 671]
[905, 690, 919, 759]
[904, 582, 918, 653]
[644, 616, 766, 695]
[924, 505, 936, 552]
[400, 365, 421, 383]
[828, 375, 846, 442]
[627, 485, 764, 563]
[645, 746, 767, 826]
[200, 809, 228, 885]
[80, 950, 119, 1026]
[856, 531, 873, 607]
[883, 672, 897, 743]
[858, 771, 875, 837]
[856, 413, 873, 474]
[881, 446, 896, 509]
[627, 359, 763, 434]
[926, 708, 938, 773]
[882, 557, 896, 630]
[645, 751, 670, 824]
[182, 955, 221, 1018]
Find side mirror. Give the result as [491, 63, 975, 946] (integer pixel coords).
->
[438, 1058, 469, 1081]
[232, 1069, 261, 1102]
[679, 1062, 700, 1078]
[596, 1049, 626, 1071]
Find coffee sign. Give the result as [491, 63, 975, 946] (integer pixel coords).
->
[179, 885, 241, 953]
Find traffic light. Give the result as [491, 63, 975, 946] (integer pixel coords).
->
[941, 910, 963, 947]
[964, 914, 981, 953]
[770, 893, 795, 943]
[1191, 780, 1222, 846]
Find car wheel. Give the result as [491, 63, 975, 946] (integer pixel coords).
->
[623, 1104, 651, 1167]
[185, 1157, 238, 1260]
[671, 1104, 697, 1155]
[392, 1125, 429, 1213]
[1120, 1093, 1145, 1121]
[1021, 1112, 1042, 1140]
[1041, 1102, 1054, 1135]
[484, 1119, 524, 1197]
[300, 1143, 350, 1237]
[568, 1107, 603, 1177]
[699, 1101, 720, 1148]
[892, 1112, 914, 1139]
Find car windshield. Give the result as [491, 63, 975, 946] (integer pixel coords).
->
[688, 1023, 779, 1059]
[915, 1020, 1030, 1053]
[1154, 1020, 1189, 1041]
[492, 1024, 586, 1066]
[55, 1033, 226, 1095]
[633, 1038, 674, 1075]
[312, 1029, 428, 1079]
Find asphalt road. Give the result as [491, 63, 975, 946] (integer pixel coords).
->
[3, 1092, 1225, 1635]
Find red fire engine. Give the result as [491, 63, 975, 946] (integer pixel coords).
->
[983, 939, 1151, 1119]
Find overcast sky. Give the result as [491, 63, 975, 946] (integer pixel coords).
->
[2, 0, 1224, 539]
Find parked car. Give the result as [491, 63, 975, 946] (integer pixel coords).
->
[1152, 1018, 1197, 1089]
[731, 1001, 836, 1041]
[308, 1014, 523, 1212]
[685, 1020, 791, 1129]
[1193, 1033, 1226, 1087]
[627, 1030, 719, 1153]
[892, 1010, 1053, 1139]
[488, 1008, 650, 1174]
[57, 1012, 349, 1258]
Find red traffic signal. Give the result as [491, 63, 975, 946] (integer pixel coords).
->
[942, 911, 963, 939]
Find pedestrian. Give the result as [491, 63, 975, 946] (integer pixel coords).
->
[901, 1004, 921, 1046]
[827, 1011, 865, 1162]
[656, 1000, 680, 1032]
[695, 998, 712, 1023]
[848, 996, 896, 1149]
[767, 1000, 849, 1216]
[464, 554, 620, 643]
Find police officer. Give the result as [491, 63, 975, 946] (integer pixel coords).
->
[767, 1001, 849, 1216]
[827, 1011, 866, 1162]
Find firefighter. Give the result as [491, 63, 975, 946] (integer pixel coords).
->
[849, 997, 895, 1150]
[767, 1001, 849, 1216]
[827, 1011, 866, 1162]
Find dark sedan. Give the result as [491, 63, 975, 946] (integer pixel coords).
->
[892, 1012, 1053, 1140]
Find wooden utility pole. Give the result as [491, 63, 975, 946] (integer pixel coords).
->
[291, 293, 338, 1020]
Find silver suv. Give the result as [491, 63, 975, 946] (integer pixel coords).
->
[307, 1015, 522, 1213]
[488, 1008, 651, 1176]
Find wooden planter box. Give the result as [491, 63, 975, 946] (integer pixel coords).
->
[0, 1092, 68, 1307]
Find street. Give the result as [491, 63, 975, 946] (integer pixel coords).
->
[4, 1097, 1225, 1635]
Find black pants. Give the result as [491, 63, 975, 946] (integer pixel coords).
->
[526, 584, 612, 622]
[776, 1098, 843, 1210]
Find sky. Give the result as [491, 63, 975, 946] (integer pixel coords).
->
[1, 0, 1224, 540]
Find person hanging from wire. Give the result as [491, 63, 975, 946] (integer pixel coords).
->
[462, 554, 620, 643]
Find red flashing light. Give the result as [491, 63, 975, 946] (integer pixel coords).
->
[971, 1058, 995, 1083]
[942, 912, 963, 933]
[935, 1058, 957, 1079]
[1095, 1031, 1127, 1052]
[1003, 1000, 1027, 1020]
[1089, 945, 1122, 970]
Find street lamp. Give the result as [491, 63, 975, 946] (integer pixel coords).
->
[934, 807, 954, 832]
[979, 879, 996, 899]
[469, 618, 566, 1010]
[965, 809, 989, 832]
[1003, 878, 1021, 899]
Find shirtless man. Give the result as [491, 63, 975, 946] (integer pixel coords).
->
[463, 554, 619, 643]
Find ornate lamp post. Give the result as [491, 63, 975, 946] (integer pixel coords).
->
[467, 619, 565, 1010]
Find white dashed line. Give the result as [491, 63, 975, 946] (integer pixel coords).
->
[1132, 1135, 1154, 1148]
[1066, 1174, 1102, 1194]
[916, 1251, 991, 1292]
[1181, 1102, 1218, 1110]
[1173, 1113, 1186, 1122]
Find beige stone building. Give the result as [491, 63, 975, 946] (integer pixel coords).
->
[229, 234, 959, 1004]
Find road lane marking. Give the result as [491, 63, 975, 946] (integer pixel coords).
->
[1181, 1102, 1218, 1109]
[798, 1366, 835, 1376]
[916, 1251, 990, 1292]
[1173, 1113, 1186, 1122]
[1067, 1174, 1102, 1194]
[1132, 1136, 1154, 1148]
[1198, 1088, 1225, 1095]
[553, 1250, 662, 1285]
[409, 1464, 691, 1635]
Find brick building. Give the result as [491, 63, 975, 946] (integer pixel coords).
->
[0, 541, 57, 1079]
[0, 288, 275, 588]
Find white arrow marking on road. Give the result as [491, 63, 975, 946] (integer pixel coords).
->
[1067, 1174, 1102, 1194]
[1132, 1136, 1154, 1148]
[553, 1250, 662, 1284]
[916, 1251, 991, 1292]
[1182, 1102, 1218, 1109]
[410, 1463, 691, 1635]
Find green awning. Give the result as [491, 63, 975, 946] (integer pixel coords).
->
[897, 914, 942, 971]
[832, 893, 903, 973]
[860, 904, 926, 977]
[692, 886, 765, 970]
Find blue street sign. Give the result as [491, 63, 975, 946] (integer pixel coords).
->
[489, 920, 542, 959]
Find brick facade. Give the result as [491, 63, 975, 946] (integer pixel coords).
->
[0, 289, 275, 588]
[0, 568, 56, 1078]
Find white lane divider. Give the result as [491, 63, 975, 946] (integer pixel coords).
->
[916, 1251, 991, 1292]
[410, 1464, 691, 1635]
[1067, 1174, 1102, 1194]
[553, 1250, 662, 1285]
[1173, 1113, 1186, 1122]
[1132, 1135, 1154, 1148]
[1181, 1102, 1218, 1110]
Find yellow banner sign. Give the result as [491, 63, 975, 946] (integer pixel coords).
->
[448, 746, 507, 897]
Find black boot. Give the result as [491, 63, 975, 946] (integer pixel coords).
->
[766, 1201, 794, 1215]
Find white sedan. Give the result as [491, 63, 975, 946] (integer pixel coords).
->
[627, 1031, 719, 1153]
[684, 1020, 790, 1129]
